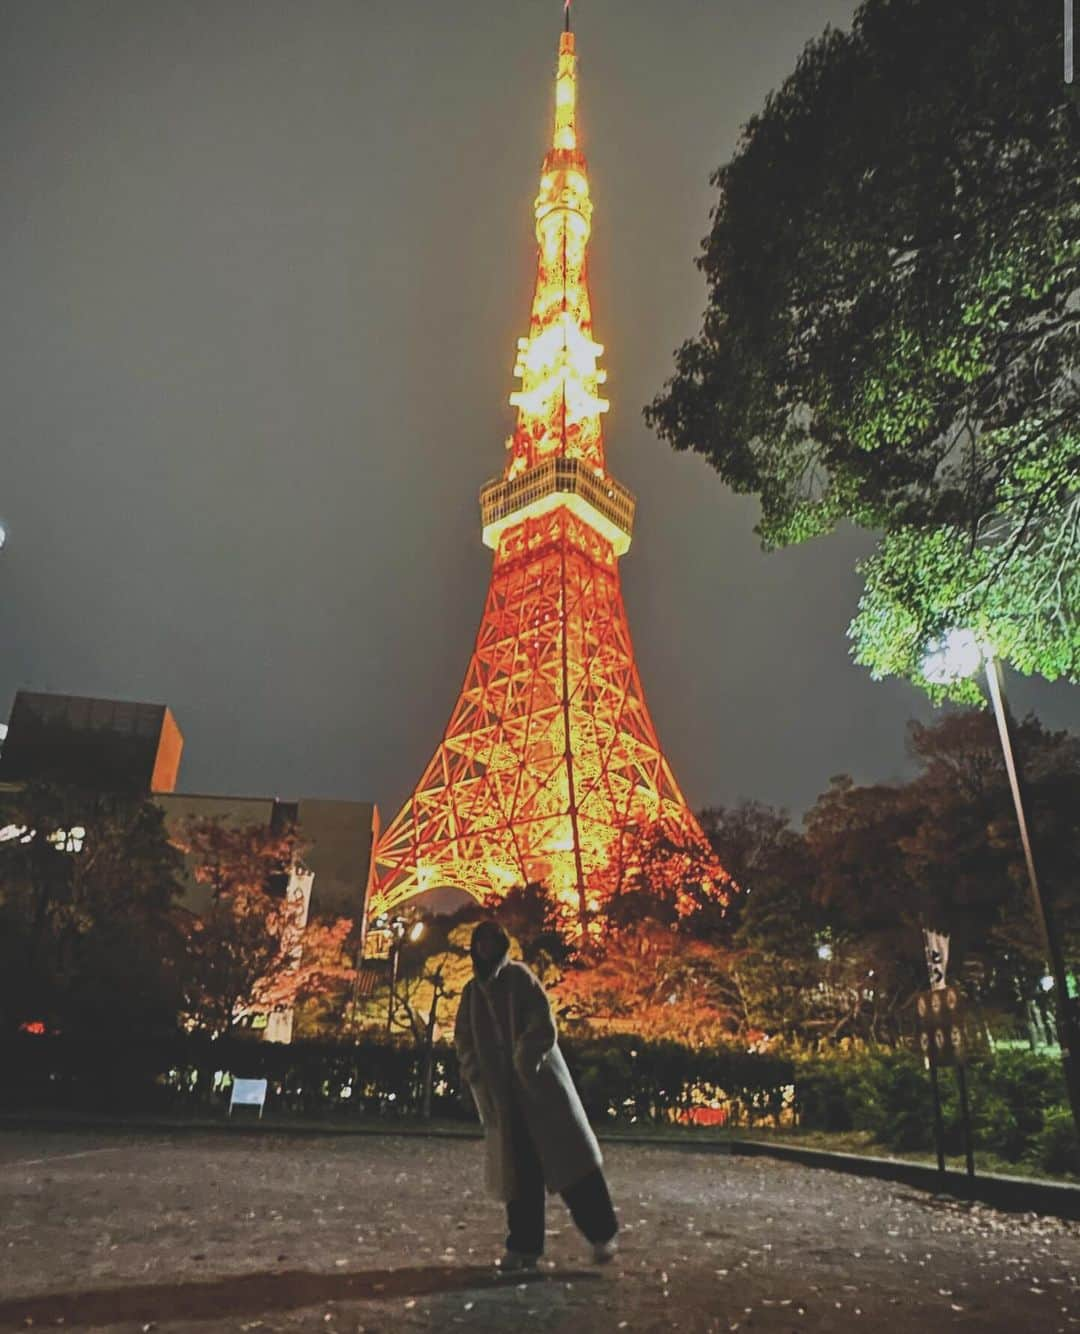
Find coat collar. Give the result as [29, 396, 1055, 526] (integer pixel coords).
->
[477, 952, 511, 987]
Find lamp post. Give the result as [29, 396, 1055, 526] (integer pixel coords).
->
[922, 630, 1080, 1141]
[380, 915, 425, 1037]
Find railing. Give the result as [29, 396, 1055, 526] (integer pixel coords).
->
[480, 457, 636, 548]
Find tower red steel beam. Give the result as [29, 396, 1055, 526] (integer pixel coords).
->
[370, 25, 727, 929]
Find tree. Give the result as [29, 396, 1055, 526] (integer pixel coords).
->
[802, 712, 1080, 1042]
[900, 711, 1080, 1029]
[700, 802, 828, 1042]
[393, 918, 478, 1117]
[483, 882, 571, 982]
[588, 811, 733, 938]
[803, 777, 932, 1043]
[553, 920, 743, 1048]
[0, 782, 185, 1035]
[647, 0, 1079, 698]
[550, 817, 740, 1043]
[292, 919, 365, 1040]
[178, 818, 353, 1037]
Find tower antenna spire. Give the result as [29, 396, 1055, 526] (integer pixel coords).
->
[564, 0, 571, 34]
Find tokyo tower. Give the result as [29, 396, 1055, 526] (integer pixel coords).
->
[370, 18, 724, 928]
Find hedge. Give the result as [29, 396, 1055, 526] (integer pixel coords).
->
[8, 1033, 1071, 1174]
[0, 1031, 793, 1127]
[793, 1046, 1078, 1175]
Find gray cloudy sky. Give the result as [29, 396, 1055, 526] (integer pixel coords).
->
[2, 0, 1077, 825]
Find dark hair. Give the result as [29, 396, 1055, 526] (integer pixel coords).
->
[470, 919, 510, 978]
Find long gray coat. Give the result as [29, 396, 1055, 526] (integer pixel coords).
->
[454, 957, 602, 1202]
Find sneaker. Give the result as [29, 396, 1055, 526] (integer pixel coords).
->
[591, 1237, 618, 1264]
[498, 1250, 540, 1273]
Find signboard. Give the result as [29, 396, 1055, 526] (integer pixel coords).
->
[922, 928, 950, 991]
[364, 928, 393, 960]
[915, 986, 966, 1067]
[228, 1077, 268, 1118]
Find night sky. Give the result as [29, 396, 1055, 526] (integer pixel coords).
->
[3, 0, 1078, 825]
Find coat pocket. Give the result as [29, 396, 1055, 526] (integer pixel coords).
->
[514, 1046, 551, 1095]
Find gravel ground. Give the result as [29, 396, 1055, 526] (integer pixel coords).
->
[0, 1129, 1078, 1333]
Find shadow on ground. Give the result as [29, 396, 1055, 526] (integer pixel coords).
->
[0, 1265, 601, 1329]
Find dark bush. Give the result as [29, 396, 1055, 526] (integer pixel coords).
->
[965, 1049, 1065, 1160]
[793, 1046, 1071, 1165]
[794, 1064, 857, 1132]
[1, 1032, 795, 1127]
[1032, 1108, 1080, 1177]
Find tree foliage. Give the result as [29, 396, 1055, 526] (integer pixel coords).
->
[177, 818, 353, 1036]
[588, 811, 733, 934]
[393, 918, 477, 1042]
[800, 711, 1080, 1038]
[553, 920, 743, 1047]
[647, 0, 1079, 696]
[552, 819, 742, 1045]
[0, 782, 184, 1035]
[697, 712, 1080, 1046]
[701, 802, 833, 1042]
[482, 882, 572, 982]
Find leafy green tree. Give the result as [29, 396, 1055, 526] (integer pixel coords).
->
[0, 782, 185, 1035]
[647, 0, 1079, 697]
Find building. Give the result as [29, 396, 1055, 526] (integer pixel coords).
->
[0, 689, 380, 1041]
[0, 688, 377, 920]
[156, 792, 378, 924]
[0, 690, 183, 793]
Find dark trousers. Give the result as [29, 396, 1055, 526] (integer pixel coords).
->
[504, 1089, 617, 1257]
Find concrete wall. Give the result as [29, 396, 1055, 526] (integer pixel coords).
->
[293, 797, 378, 922]
[156, 792, 377, 923]
[157, 793, 277, 916]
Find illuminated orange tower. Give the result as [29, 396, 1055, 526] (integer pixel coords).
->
[371, 19, 720, 926]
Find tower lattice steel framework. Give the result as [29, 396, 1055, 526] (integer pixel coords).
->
[370, 23, 723, 926]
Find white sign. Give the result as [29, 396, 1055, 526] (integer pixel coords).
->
[922, 929, 950, 991]
[228, 1077, 268, 1118]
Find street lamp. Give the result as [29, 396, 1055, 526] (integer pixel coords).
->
[377, 914, 425, 1036]
[922, 630, 1080, 1141]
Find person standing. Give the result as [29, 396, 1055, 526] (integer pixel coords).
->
[454, 920, 618, 1271]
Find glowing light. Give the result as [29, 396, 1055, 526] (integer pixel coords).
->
[506, 31, 607, 482]
[47, 825, 86, 853]
[922, 628, 986, 685]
